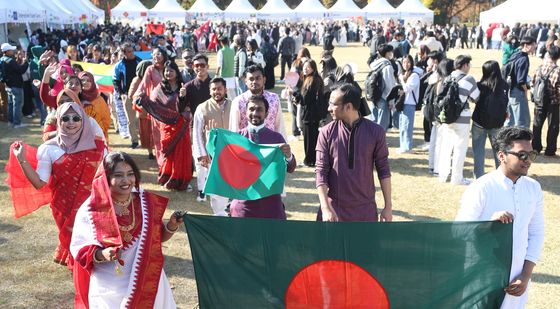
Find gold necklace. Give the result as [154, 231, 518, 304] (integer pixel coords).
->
[118, 200, 136, 242]
[114, 194, 132, 216]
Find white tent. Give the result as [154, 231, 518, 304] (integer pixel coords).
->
[257, 0, 292, 19]
[479, 0, 560, 27]
[327, 0, 363, 19]
[78, 0, 105, 24]
[363, 0, 398, 20]
[111, 0, 149, 21]
[187, 0, 224, 19]
[54, 0, 104, 24]
[396, 0, 433, 23]
[223, 0, 257, 19]
[3, 0, 46, 24]
[149, 0, 188, 20]
[294, 0, 329, 19]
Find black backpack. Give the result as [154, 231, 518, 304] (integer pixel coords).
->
[531, 66, 556, 107]
[472, 83, 509, 129]
[501, 56, 517, 92]
[365, 62, 389, 104]
[434, 75, 467, 124]
[422, 82, 438, 122]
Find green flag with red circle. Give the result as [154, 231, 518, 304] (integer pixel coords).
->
[184, 215, 512, 308]
[204, 128, 287, 200]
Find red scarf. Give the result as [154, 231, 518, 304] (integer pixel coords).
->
[78, 71, 100, 103]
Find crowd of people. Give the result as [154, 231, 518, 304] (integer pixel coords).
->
[2, 17, 556, 308]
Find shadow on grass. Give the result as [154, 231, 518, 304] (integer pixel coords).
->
[164, 254, 195, 280]
[392, 210, 442, 222]
[532, 272, 560, 284]
[530, 175, 560, 195]
[0, 221, 22, 233]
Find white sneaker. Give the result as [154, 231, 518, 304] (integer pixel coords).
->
[457, 178, 472, 186]
[288, 135, 299, 142]
[420, 142, 430, 151]
[396, 149, 410, 155]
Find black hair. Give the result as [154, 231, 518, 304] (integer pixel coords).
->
[520, 36, 536, 46]
[244, 64, 265, 76]
[454, 54, 472, 70]
[548, 45, 560, 61]
[436, 58, 454, 78]
[334, 83, 361, 110]
[210, 77, 227, 88]
[192, 53, 208, 64]
[492, 127, 533, 153]
[377, 44, 394, 58]
[104, 151, 141, 188]
[427, 51, 444, 62]
[247, 94, 269, 113]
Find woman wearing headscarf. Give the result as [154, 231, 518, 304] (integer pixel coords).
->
[40, 63, 74, 109]
[129, 60, 155, 160]
[78, 71, 112, 140]
[8, 102, 106, 269]
[71, 152, 180, 308]
[138, 61, 193, 191]
[134, 47, 169, 164]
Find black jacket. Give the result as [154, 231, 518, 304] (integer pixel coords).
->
[1, 56, 28, 88]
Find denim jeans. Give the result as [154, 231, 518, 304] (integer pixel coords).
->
[6, 87, 23, 125]
[373, 98, 390, 131]
[399, 104, 416, 151]
[506, 88, 531, 128]
[32, 84, 47, 125]
[471, 124, 499, 179]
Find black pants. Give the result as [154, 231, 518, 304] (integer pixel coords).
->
[264, 61, 275, 90]
[532, 104, 559, 155]
[303, 122, 319, 166]
[291, 103, 301, 136]
[280, 55, 293, 80]
[423, 117, 432, 142]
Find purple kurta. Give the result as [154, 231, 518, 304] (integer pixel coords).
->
[315, 119, 391, 221]
[230, 127, 296, 219]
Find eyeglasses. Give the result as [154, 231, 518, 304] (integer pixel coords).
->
[505, 150, 538, 161]
[61, 115, 82, 123]
[194, 63, 207, 68]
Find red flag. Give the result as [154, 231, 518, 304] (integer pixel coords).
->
[107, 2, 111, 17]
[194, 20, 211, 38]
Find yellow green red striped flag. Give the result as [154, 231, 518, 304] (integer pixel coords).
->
[71, 61, 114, 93]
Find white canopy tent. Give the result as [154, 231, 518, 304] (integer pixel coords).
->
[149, 0, 188, 21]
[54, 0, 104, 24]
[479, 0, 560, 27]
[187, 0, 224, 19]
[327, 0, 363, 19]
[294, 0, 329, 19]
[77, 0, 105, 24]
[363, 0, 398, 20]
[223, 0, 257, 19]
[396, 0, 433, 23]
[256, 0, 293, 20]
[111, 0, 149, 22]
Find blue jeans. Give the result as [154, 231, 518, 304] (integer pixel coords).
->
[373, 98, 390, 131]
[6, 87, 23, 125]
[399, 104, 416, 151]
[506, 88, 531, 128]
[471, 124, 500, 179]
[32, 84, 47, 125]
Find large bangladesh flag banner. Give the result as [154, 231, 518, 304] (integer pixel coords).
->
[184, 215, 512, 308]
[204, 128, 287, 200]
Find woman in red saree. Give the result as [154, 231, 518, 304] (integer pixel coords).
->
[139, 61, 193, 190]
[9, 102, 106, 269]
[71, 152, 182, 308]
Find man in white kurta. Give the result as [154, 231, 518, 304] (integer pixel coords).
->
[456, 127, 545, 309]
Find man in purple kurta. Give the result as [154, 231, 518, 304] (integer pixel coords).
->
[316, 84, 393, 222]
[230, 94, 296, 219]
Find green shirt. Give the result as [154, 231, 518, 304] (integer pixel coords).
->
[218, 46, 234, 78]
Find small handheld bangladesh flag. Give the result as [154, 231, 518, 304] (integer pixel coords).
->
[204, 128, 287, 200]
[71, 61, 114, 93]
[184, 215, 513, 309]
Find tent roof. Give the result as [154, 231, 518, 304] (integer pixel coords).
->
[294, 0, 328, 17]
[2, 0, 46, 23]
[112, 0, 149, 19]
[149, 0, 187, 19]
[479, 0, 559, 26]
[327, 0, 363, 17]
[256, 0, 292, 19]
[223, 0, 257, 18]
[397, 0, 433, 13]
[363, 0, 397, 18]
[188, 0, 224, 14]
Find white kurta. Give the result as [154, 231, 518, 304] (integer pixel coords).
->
[456, 169, 545, 309]
[70, 190, 176, 309]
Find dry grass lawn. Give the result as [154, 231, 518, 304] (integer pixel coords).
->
[0, 43, 558, 308]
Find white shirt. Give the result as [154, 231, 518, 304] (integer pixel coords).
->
[456, 169, 545, 309]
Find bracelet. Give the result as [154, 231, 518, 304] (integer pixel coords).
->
[93, 249, 104, 263]
[164, 222, 179, 233]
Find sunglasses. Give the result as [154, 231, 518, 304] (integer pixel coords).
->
[194, 63, 207, 68]
[505, 150, 538, 161]
[61, 115, 82, 123]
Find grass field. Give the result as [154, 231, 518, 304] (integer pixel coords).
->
[0, 43, 558, 308]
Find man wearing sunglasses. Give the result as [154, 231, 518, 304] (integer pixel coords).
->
[456, 126, 544, 309]
[180, 49, 196, 84]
